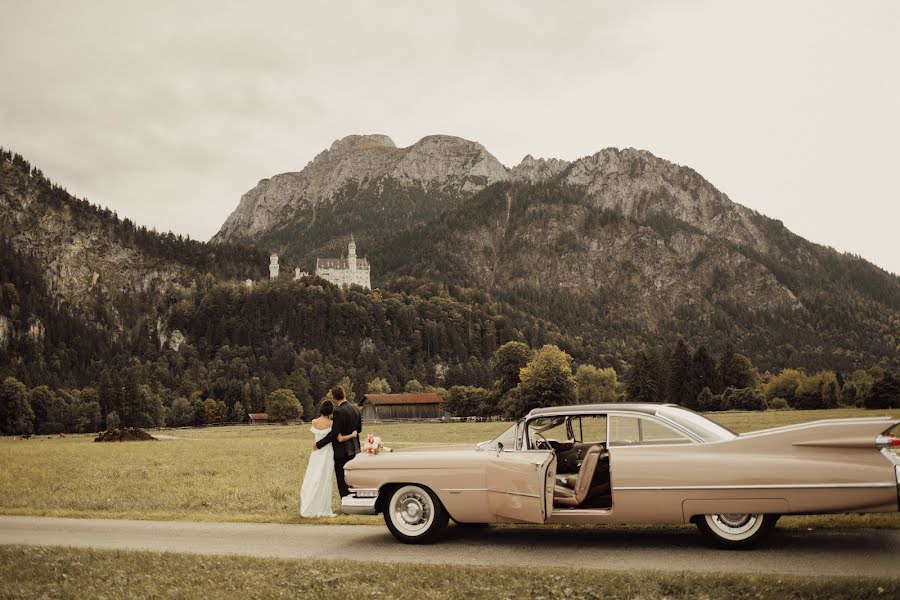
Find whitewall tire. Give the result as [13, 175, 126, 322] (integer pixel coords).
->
[383, 484, 449, 544]
[696, 513, 778, 549]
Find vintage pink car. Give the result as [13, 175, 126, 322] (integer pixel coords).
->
[342, 403, 900, 547]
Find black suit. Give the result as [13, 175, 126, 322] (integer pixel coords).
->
[315, 401, 362, 497]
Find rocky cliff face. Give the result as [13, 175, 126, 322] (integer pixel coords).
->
[216, 135, 778, 264]
[0, 159, 195, 334]
[508, 154, 571, 184]
[214, 134, 508, 246]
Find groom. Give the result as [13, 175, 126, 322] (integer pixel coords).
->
[312, 386, 362, 498]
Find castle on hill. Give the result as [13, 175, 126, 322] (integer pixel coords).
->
[315, 235, 371, 289]
[259, 236, 370, 290]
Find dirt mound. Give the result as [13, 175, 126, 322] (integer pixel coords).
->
[94, 428, 157, 442]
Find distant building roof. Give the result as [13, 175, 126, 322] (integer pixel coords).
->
[317, 257, 370, 270]
[248, 413, 269, 420]
[364, 393, 445, 406]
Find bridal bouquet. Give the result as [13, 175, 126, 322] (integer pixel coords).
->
[363, 434, 391, 454]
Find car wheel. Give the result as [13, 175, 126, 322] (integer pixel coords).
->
[695, 513, 778, 549]
[383, 484, 449, 544]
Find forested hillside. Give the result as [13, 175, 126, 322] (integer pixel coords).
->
[0, 148, 267, 389]
[1, 145, 898, 437]
[369, 181, 900, 373]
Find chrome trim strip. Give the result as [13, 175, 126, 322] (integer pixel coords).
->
[550, 508, 613, 516]
[613, 483, 896, 491]
[491, 489, 542, 499]
[441, 488, 488, 493]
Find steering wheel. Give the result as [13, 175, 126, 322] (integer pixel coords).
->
[532, 432, 550, 450]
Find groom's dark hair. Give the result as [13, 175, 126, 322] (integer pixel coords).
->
[331, 386, 345, 401]
[319, 400, 334, 417]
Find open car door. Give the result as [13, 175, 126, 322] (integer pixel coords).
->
[486, 450, 556, 523]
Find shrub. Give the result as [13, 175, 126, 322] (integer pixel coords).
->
[768, 397, 789, 410]
[697, 387, 725, 412]
[105, 411, 120, 431]
[723, 387, 767, 411]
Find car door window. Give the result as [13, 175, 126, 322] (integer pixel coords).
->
[608, 416, 691, 446]
[527, 417, 569, 447]
[572, 415, 607, 443]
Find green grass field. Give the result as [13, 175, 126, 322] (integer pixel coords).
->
[1, 546, 896, 600]
[0, 408, 897, 528]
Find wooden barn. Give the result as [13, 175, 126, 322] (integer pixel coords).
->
[361, 393, 448, 421]
[248, 412, 269, 424]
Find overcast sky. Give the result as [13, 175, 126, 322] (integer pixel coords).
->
[2, 1, 898, 274]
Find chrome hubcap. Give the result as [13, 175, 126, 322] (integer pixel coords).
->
[400, 496, 425, 524]
[709, 513, 758, 535]
[390, 487, 434, 535]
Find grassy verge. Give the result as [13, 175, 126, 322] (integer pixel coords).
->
[1, 546, 896, 600]
[0, 409, 896, 528]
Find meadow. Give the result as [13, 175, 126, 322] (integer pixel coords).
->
[0, 408, 897, 528]
[2, 546, 896, 600]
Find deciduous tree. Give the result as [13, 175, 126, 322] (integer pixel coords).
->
[510, 345, 576, 417]
[574, 364, 618, 404]
[266, 388, 303, 422]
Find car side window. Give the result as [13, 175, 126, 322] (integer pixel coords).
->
[608, 416, 690, 446]
[573, 415, 607, 443]
[527, 417, 569, 448]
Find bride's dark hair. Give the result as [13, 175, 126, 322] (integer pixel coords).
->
[319, 400, 334, 417]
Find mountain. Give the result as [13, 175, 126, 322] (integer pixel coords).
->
[216, 136, 900, 372]
[1, 147, 591, 431]
[1, 140, 897, 434]
[213, 134, 508, 262]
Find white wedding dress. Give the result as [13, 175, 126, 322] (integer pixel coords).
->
[300, 425, 336, 517]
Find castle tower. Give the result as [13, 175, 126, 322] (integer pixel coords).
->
[347, 234, 357, 271]
[269, 253, 279, 280]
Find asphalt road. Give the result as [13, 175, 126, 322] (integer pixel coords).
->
[0, 516, 897, 578]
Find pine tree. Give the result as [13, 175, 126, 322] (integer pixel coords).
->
[667, 338, 694, 408]
[718, 344, 756, 391]
[627, 351, 657, 402]
[865, 372, 900, 409]
[690, 346, 718, 404]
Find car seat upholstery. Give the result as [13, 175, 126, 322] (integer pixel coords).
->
[553, 445, 602, 507]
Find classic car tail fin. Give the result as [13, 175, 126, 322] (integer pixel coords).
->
[743, 417, 900, 450]
[876, 432, 900, 449]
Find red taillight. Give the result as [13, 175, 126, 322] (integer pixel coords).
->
[876, 433, 900, 448]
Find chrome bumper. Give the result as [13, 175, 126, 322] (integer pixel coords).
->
[341, 491, 378, 515]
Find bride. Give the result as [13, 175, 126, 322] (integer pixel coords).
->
[300, 399, 357, 517]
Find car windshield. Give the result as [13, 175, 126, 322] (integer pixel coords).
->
[480, 421, 521, 451]
[656, 406, 737, 442]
